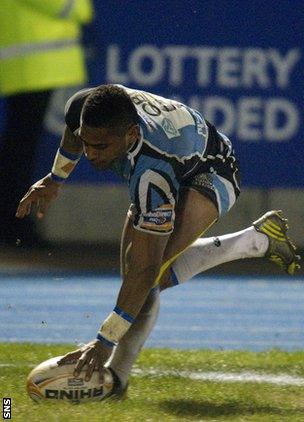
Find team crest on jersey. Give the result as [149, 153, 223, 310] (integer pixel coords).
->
[161, 118, 179, 138]
[140, 204, 174, 233]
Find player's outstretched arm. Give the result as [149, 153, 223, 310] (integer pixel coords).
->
[16, 125, 83, 219]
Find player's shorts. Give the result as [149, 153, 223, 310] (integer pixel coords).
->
[181, 121, 241, 216]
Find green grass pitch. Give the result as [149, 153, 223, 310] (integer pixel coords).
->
[1, 343, 304, 421]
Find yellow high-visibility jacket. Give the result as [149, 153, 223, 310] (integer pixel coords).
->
[0, 0, 93, 95]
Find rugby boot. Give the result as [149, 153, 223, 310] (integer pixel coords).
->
[253, 210, 301, 275]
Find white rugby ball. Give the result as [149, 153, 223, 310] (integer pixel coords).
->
[27, 356, 114, 402]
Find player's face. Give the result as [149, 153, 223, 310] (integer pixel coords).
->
[79, 124, 139, 170]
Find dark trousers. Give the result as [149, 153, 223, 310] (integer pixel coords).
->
[0, 90, 53, 245]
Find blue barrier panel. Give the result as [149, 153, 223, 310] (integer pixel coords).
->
[2, 1, 303, 187]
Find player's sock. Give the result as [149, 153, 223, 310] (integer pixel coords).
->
[171, 226, 268, 284]
[106, 286, 160, 389]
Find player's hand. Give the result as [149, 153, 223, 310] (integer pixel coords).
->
[57, 340, 113, 383]
[15, 173, 61, 219]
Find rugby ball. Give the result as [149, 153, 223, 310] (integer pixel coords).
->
[27, 356, 114, 403]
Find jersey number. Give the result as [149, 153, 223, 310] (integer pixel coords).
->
[131, 93, 177, 116]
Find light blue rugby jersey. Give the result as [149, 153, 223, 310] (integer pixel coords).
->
[64, 85, 220, 235]
[115, 86, 210, 235]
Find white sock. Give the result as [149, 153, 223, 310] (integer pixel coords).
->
[106, 287, 160, 388]
[172, 226, 269, 284]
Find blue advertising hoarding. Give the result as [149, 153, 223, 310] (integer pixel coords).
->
[2, 0, 304, 187]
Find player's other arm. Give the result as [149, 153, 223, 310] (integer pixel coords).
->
[16, 125, 82, 219]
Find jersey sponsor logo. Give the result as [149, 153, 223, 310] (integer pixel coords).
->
[140, 204, 174, 232]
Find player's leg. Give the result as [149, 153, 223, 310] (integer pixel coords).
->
[156, 187, 220, 290]
[157, 138, 299, 289]
[106, 215, 160, 394]
[159, 206, 300, 290]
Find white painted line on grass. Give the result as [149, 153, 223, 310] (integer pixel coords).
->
[2, 362, 303, 387]
[132, 368, 304, 386]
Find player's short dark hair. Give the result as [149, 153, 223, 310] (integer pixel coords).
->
[81, 85, 139, 133]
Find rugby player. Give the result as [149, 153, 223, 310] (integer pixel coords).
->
[16, 85, 300, 398]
